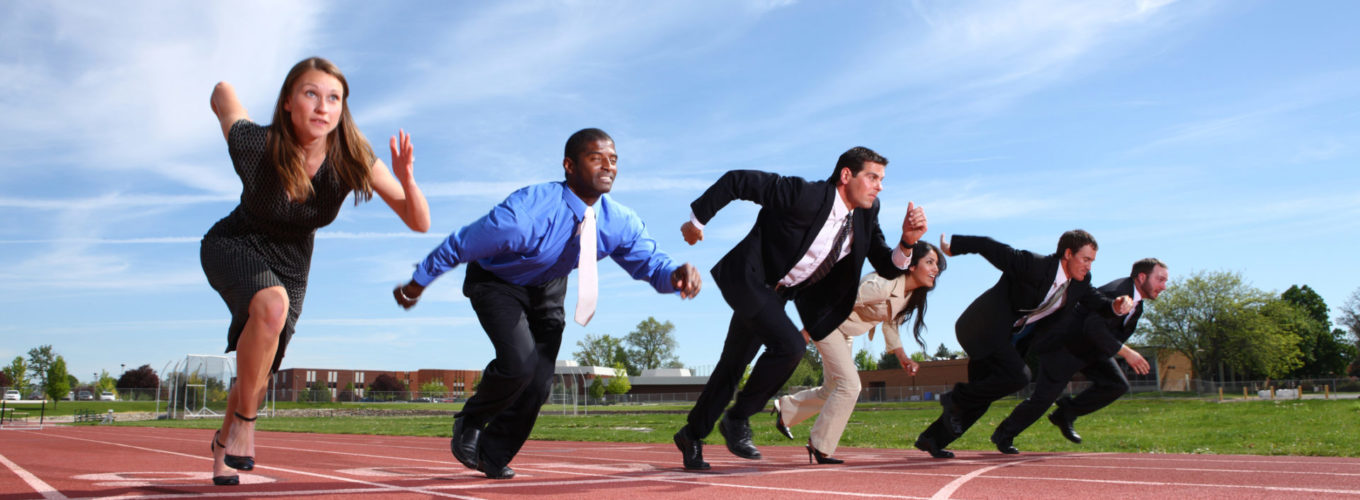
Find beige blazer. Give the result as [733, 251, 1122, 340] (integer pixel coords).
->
[833, 272, 913, 353]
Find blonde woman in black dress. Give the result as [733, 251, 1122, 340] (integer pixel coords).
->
[202, 57, 430, 485]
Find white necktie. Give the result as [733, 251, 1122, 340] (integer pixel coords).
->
[574, 207, 597, 326]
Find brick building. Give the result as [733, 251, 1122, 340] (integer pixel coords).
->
[274, 367, 481, 401]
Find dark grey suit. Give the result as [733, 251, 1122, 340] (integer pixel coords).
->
[995, 277, 1142, 438]
[685, 170, 905, 437]
[920, 235, 1116, 447]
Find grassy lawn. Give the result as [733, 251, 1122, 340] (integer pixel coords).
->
[116, 397, 1360, 457]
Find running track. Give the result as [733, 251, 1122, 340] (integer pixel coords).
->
[2, 426, 1358, 499]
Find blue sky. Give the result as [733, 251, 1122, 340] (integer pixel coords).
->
[2, 1, 1358, 383]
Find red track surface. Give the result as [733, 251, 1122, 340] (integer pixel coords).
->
[2, 426, 1358, 499]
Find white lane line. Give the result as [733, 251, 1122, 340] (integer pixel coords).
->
[975, 472, 1360, 496]
[929, 456, 1049, 500]
[37, 431, 484, 500]
[68, 428, 1360, 497]
[0, 449, 69, 500]
[1007, 461, 1360, 477]
[427, 465, 931, 498]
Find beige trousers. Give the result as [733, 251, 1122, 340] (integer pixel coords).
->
[776, 330, 860, 455]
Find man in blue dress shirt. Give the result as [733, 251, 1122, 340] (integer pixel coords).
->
[393, 128, 701, 479]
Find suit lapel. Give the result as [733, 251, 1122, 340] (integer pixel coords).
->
[792, 183, 837, 263]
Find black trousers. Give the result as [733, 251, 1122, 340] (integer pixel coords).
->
[996, 349, 1129, 438]
[458, 262, 566, 468]
[920, 343, 1030, 447]
[686, 291, 806, 439]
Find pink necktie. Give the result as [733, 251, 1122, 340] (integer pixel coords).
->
[574, 208, 597, 326]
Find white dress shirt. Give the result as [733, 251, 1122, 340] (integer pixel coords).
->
[689, 188, 910, 287]
[1022, 265, 1069, 326]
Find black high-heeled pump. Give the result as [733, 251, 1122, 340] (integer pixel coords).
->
[806, 442, 844, 465]
[223, 412, 256, 471]
[211, 430, 240, 486]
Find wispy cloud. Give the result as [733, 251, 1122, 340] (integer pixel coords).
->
[0, 1, 322, 191]
[0, 193, 236, 210]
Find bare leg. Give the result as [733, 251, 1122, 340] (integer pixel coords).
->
[214, 286, 287, 476]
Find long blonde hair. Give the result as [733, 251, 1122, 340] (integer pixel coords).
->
[267, 57, 374, 203]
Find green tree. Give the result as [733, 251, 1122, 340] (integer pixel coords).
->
[878, 350, 901, 370]
[419, 380, 448, 398]
[1280, 285, 1354, 377]
[933, 343, 951, 360]
[45, 356, 70, 406]
[587, 376, 606, 400]
[1139, 270, 1301, 380]
[782, 359, 816, 391]
[854, 348, 878, 371]
[1340, 288, 1360, 352]
[3, 357, 27, 392]
[605, 362, 631, 395]
[625, 317, 680, 372]
[96, 370, 118, 396]
[303, 381, 330, 402]
[26, 345, 55, 391]
[573, 334, 624, 367]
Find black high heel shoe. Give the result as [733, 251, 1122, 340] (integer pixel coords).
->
[772, 399, 793, 440]
[223, 412, 256, 471]
[211, 430, 239, 486]
[806, 441, 844, 465]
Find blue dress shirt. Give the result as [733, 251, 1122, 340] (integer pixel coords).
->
[412, 181, 680, 293]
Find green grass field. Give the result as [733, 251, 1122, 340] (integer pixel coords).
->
[114, 397, 1360, 457]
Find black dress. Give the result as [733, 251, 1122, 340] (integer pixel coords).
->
[200, 120, 351, 372]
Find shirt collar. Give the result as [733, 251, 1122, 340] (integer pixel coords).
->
[1053, 263, 1068, 289]
[830, 188, 851, 221]
[560, 181, 592, 220]
[1132, 283, 1143, 304]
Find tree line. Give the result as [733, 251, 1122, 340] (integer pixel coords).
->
[1, 345, 161, 406]
[1139, 272, 1359, 381]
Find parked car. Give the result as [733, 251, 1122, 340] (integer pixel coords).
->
[77, 390, 93, 401]
[64, 391, 73, 401]
[99, 391, 116, 401]
[2, 390, 18, 401]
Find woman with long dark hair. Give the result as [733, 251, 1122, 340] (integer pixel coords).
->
[773, 240, 945, 464]
[201, 57, 430, 485]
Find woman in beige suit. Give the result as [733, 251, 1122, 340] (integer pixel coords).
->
[774, 240, 946, 464]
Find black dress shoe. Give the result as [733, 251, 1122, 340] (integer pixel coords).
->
[673, 427, 711, 471]
[477, 460, 515, 480]
[1049, 410, 1082, 444]
[806, 441, 844, 465]
[939, 393, 964, 437]
[450, 416, 482, 470]
[913, 435, 954, 459]
[990, 429, 1020, 455]
[718, 416, 762, 459]
[773, 399, 794, 440]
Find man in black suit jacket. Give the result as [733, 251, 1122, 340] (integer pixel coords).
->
[991, 258, 1168, 452]
[914, 230, 1134, 458]
[672, 147, 927, 470]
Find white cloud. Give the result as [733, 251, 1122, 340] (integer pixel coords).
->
[0, 1, 322, 191]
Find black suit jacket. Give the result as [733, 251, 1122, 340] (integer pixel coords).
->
[950, 235, 1117, 360]
[690, 170, 904, 341]
[1064, 277, 1142, 362]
